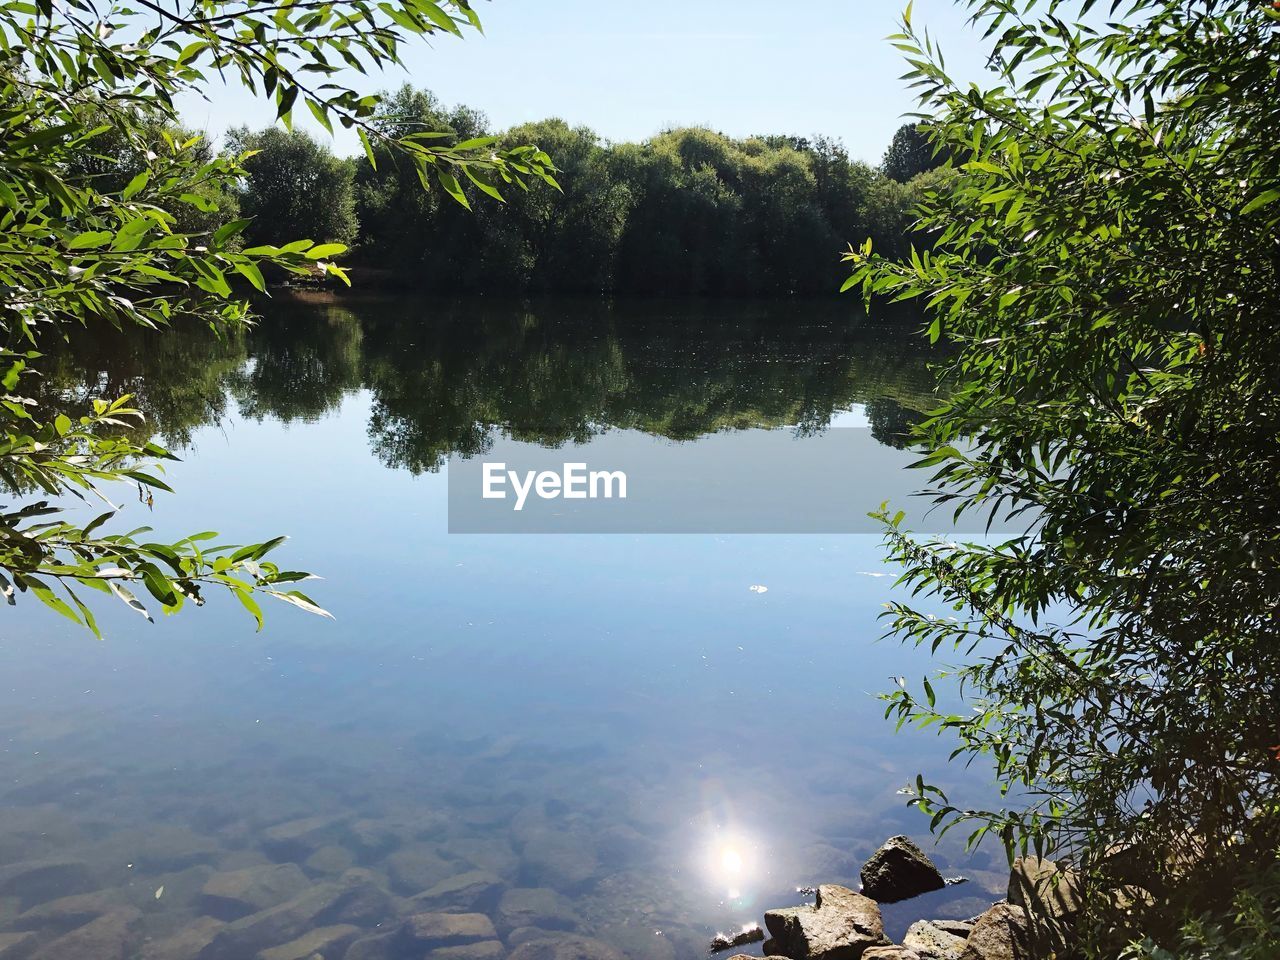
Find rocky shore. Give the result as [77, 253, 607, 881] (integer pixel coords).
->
[717, 836, 1079, 960]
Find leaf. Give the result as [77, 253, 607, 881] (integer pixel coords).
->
[121, 170, 149, 200]
[436, 168, 469, 209]
[110, 582, 153, 622]
[306, 98, 334, 135]
[1241, 189, 1280, 215]
[67, 231, 114, 250]
[304, 243, 347, 260]
[266, 589, 333, 619]
[235, 589, 264, 631]
[213, 219, 253, 246]
[234, 261, 267, 293]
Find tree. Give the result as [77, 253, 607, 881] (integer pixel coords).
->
[0, 0, 556, 632]
[880, 122, 945, 182]
[847, 0, 1280, 953]
[227, 126, 358, 249]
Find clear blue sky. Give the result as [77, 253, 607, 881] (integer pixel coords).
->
[177, 0, 988, 164]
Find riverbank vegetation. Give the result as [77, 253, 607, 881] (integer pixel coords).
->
[220, 94, 948, 296]
[847, 0, 1280, 956]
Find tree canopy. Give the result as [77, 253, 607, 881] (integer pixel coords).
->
[239, 89, 940, 297]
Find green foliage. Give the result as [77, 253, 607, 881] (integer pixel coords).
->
[845, 0, 1280, 951]
[227, 126, 358, 249]
[349, 97, 919, 296]
[881, 122, 947, 182]
[0, 0, 556, 630]
[1122, 854, 1280, 960]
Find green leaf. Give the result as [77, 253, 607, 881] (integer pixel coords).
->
[121, 170, 149, 200]
[304, 243, 347, 260]
[234, 261, 267, 293]
[67, 231, 114, 250]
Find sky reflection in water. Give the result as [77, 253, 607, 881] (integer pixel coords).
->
[0, 297, 1004, 958]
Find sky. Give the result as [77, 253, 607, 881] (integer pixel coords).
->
[176, 0, 990, 165]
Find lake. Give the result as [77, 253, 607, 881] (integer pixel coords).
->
[0, 295, 1004, 960]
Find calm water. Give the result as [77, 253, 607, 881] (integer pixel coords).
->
[0, 297, 1005, 960]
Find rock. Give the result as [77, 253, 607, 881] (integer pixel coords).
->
[30, 907, 141, 960]
[412, 870, 504, 910]
[386, 844, 456, 895]
[328, 869, 394, 926]
[401, 912, 497, 948]
[129, 864, 215, 913]
[710, 925, 764, 952]
[862, 949, 921, 960]
[724, 956, 790, 960]
[440, 837, 520, 880]
[342, 931, 398, 960]
[12, 889, 124, 931]
[506, 928, 565, 946]
[928, 921, 974, 939]
[0, 858, 98, 909]
[506, 934, 626, 960]
[0, 932, 34, 959]
[430, 942, 506, 960]
[903, 920, 966, 960]
[305, 846, 355, 876]
[517, 831, 597, 892]
[859, 837, 946, 904]
[198, 883, 345, 960]
[258, 924, 360, 960]
[958, 904, 1030, 960]
[764, 884, 889, 960]
[495, 888, 578, 934]
[202, 864, 312, 920]
[1006, 858, 1079, 922]
[109, 825, 221, 871]
[261, 817, 345, 862]
[140, 917, 227, 960]
[595, 826, 655, 869]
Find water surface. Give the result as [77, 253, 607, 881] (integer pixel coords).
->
[0, 296, 1003, 959]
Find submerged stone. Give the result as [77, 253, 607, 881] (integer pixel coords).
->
[30, 907, 141, 960]
[13, 889, 124, 931]
[506, 933, 626, 960]
[386, 843, 456, 895]
[401, 912, 497, 947]
[431, 942, 507, 960]
[305, 845, 355, 876]
[257, 923, 360, 960]
[140, 917, 227, 960]
[412, 870, 504, 910]
[0, 932, 35, 960]
[0, 858, 98, 909]
[261, 817, 346, 862]
[495, 888, 578, 933]
[202, 863, 312, 920]
[517, 831, 597, 892]
[341, 930, 398, 960]
[197, 883, 346, 960]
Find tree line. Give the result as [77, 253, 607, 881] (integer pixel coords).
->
[228, 89, 949, 297]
